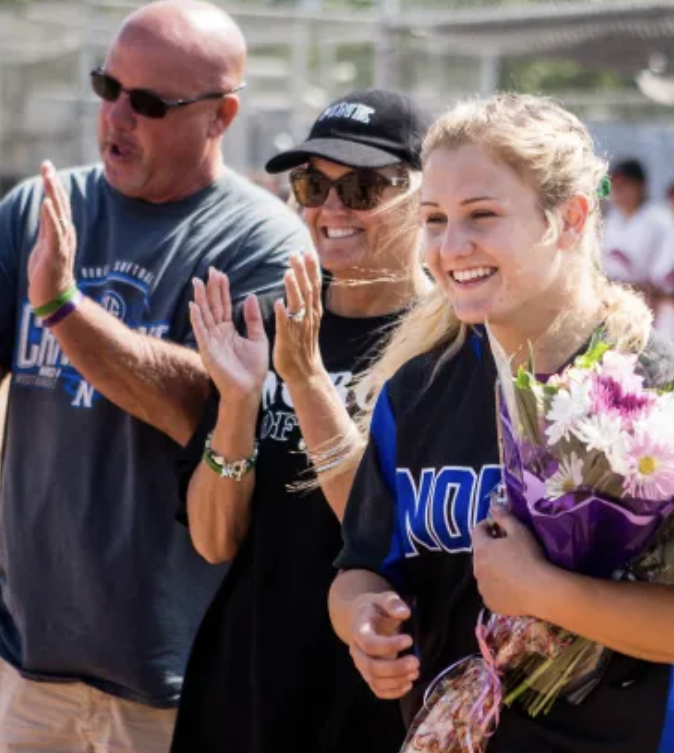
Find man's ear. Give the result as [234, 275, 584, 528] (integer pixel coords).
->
[558, 194, 590, 250]
[209, 96, 240, 138]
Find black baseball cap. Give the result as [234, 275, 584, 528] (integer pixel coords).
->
[610, 158, 647, 184]
[265, 88, 430, 174]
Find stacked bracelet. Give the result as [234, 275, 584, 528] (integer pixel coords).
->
[34, 285, 83, 328]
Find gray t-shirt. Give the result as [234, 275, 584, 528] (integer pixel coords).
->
[0, 164, 311, 707]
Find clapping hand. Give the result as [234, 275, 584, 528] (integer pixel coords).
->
[273, 251, 325, 384]
[28, 161, 77, 310]
[190, 268, 269, 404]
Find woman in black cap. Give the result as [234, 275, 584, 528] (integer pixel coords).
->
[170, 89, 432, 753]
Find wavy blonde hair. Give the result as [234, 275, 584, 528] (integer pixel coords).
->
[321, 93, 652, 477]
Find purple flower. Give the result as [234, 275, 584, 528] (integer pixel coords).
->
[590, 373, 653, 423]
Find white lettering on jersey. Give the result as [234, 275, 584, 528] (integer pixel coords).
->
[259, 368, 355, 447]
[396, 465, 502, 556]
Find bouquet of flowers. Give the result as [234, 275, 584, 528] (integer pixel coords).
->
[401, 329, 674, 753]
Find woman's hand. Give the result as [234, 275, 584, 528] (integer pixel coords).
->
[472, 506, 551, 618]
[190, 268, 269, 404]
[347, 591, 419, 700]
[273, 252, 325, 385]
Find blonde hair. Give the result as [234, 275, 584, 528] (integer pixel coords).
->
[324, 93, 652, 477]
[294, 164, 429, 489]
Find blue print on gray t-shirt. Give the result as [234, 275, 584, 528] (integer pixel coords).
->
[0, 164, 311, 706]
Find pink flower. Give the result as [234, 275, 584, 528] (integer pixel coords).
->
[590, 372, 653, 425]
[621, 430, 674, 500]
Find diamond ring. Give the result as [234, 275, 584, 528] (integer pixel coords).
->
[287, 308, 306, 322]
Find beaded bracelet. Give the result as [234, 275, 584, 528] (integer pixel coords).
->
[203, 433, 258, 481]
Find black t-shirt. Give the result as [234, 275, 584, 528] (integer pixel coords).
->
[337, 330, 674, 753]
[171, 295, 406, 753]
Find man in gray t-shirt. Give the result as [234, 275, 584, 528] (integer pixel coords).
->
[0, 1, 310, 751]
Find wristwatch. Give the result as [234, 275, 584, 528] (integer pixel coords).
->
[203, 433, 258, 481]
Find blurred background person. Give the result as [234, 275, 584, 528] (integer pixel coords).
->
[602, 158, 674, 339]
[666, 179, 674, 221]
[247, 170, 291, 201]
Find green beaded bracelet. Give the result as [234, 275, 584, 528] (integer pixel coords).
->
[203, 433, 258, 481]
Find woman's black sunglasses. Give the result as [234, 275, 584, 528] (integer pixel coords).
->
[90, 66, 245, 120]
[290, 167, 409, 211]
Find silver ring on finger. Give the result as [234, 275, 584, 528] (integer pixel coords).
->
[287, 308, 306, 323]
[58, 216, 71, 230]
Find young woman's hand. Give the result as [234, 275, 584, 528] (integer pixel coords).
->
[190, 268, 269, 404]
[273, 251, 325, 385]
[472, 506, 550, 618]
[347, 591, 420, 700]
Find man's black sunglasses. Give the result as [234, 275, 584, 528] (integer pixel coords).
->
[290, 167, 409, 211]
[90, 66, 245, 120]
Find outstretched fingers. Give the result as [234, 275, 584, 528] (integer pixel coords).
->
[41, 162, 70, 223]
[41, 162, 76, 265]
[304, 251, 323, 315]
[217, 270, 233, 323]
[289, 252, 313, 312]
[243, 294, 266, 342]
[283, 267, 304, 317]
[41, 198, 69, 265]
[189, 301, 211, 355]
[192, 277, 217, 333]
[206, 268, 233, 325]
[36, 199, 51, 247]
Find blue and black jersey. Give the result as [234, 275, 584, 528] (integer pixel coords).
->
[337, 331, 674, 753]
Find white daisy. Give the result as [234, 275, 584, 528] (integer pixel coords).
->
[545, 452, 585, 500]
[545, 381, 592, 445]
[606, 437, 630, 477]
[572, 413, 624, 454]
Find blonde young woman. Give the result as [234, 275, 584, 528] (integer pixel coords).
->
[170, 90, 432, 753]
[329, 94, 674, 753]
